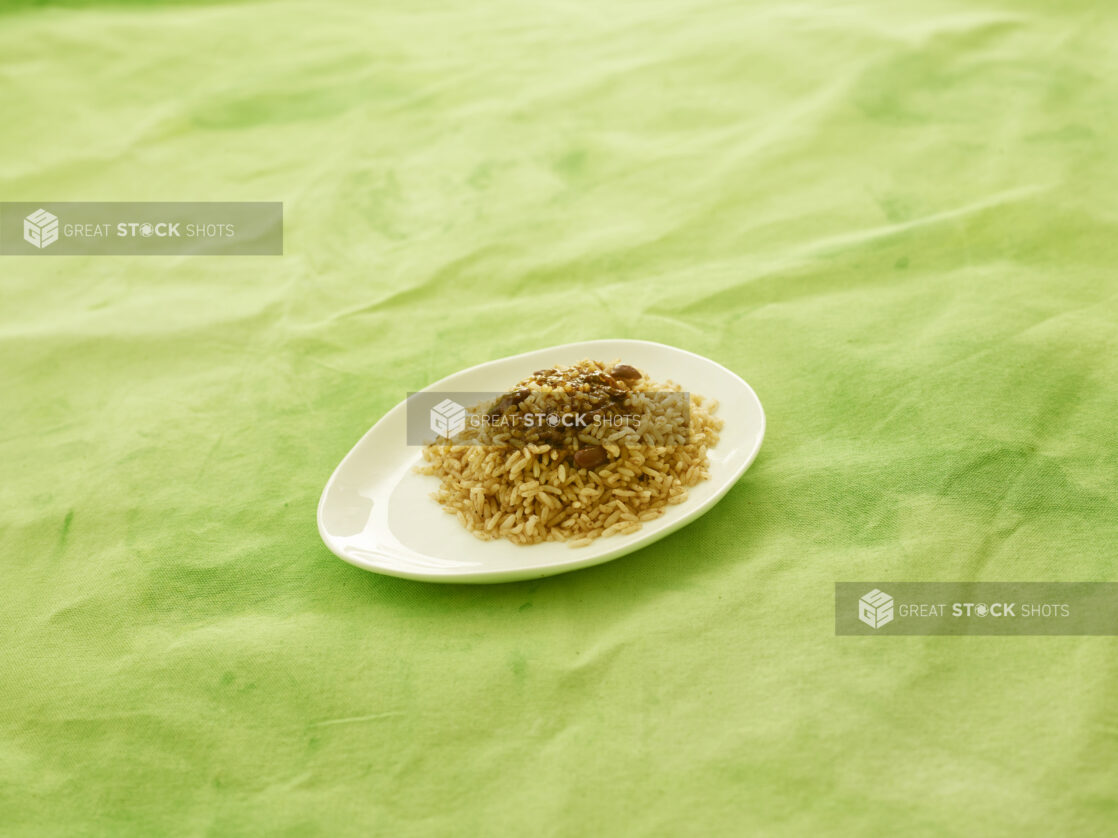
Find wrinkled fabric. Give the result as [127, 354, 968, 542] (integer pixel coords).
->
[2, 1, 1117, 835]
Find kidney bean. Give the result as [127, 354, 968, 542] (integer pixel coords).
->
[573, 445, 607, 469]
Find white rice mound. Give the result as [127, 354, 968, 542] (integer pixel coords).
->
[418, 359, 723, 547]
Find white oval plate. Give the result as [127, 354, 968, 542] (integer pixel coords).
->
[318, 339, 765, 583]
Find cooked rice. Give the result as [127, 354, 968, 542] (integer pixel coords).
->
[418, 359, 722, 546]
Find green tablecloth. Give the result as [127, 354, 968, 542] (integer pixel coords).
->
[4, 1, 1117, 834]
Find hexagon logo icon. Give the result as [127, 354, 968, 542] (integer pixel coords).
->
[858, 589, 894, 629]
[24, 208, 59, 249]
[430, 398, 466, 438]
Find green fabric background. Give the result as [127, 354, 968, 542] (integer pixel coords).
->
[3, 1, 1117, 835]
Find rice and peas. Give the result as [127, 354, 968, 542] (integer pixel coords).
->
[418, 360, 722, 546]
